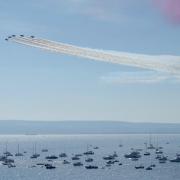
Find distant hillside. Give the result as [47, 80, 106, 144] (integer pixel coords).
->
[0, 120, 180, 134]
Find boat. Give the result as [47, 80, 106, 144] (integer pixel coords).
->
[36, 163, 45, 166]
[147, 144, 155, 149]
[0, 156, 7, 161]
[85, 165, 98, 169]
[15, 144, 23, 157]
[144, 143, 150, 156]
[144, 152, 150, 156]
[155, 155, 162, 159]
[94, 146, 99, 149]
[8, 163, 16, 168]
[131, 157, 139, 161]
[170, 155, 180, 162]
[72, 156, 80, 160]
[124, 151, 141, 159]
[73, 162, 83, 166]
[103, 155, 115, 160]
[42, 149, 48, 152]
[74, 154, 83, 157]
[106, 160, 115, 165]
[4, 158, 14, 163]
[84, 145, 94, 155]
[31, 143, 40, 159]
[45, 164, 56, 169]
[159, 156, 168, 161]
[159, 159, 166, 163]
[146, 166, 153, 170]
[62, 160, 70, 164]
[113, 160, 119, 163]
[147, 135, 156, 150]
[150, 164, 156, 168]
[155, 149, 163, 154]
[85, 158, 93, 162]
[84, 151, 94, 155]
[112, 151, 118, 158]
[135, 165, 144, 169]
[45, 155, 58, 160]
[3, 151, 13, 157]
[30, 154, 40, 159]
[59, 153, 67, 158]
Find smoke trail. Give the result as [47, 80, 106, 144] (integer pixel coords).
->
[9, 36, 180, 76]
[154, 0, 180, 24]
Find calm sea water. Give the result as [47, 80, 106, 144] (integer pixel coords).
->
[0, 134, 180, 180]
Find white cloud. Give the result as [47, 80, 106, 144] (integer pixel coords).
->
[100, 71, 180, 84]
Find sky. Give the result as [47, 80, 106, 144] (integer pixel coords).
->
[0, 0, 180, 123]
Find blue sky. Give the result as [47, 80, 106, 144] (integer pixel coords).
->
[0, 0, 180, 122]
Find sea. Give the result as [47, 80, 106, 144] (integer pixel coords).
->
[0, 134, 180, 180]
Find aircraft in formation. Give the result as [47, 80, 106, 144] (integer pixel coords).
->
[5, 35, 35, 41]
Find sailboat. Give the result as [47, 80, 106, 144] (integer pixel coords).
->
[30, 143, 40, 159]
[15, 144, 23, 156]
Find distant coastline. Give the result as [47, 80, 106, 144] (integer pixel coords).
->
[0, 120, 180, 134]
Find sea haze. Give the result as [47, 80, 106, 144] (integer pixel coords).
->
[0, 121, 180, 134]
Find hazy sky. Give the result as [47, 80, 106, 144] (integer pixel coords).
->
[0, 0, 180, 122]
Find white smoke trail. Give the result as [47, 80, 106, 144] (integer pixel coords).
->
[9, 36, 180, 76]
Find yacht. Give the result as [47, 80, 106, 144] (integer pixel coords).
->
[170, 155, 180, 162]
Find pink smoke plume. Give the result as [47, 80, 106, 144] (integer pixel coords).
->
[154, 0, 180, 24]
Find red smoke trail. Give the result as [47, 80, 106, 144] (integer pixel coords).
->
[154, 0, 180, 24]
